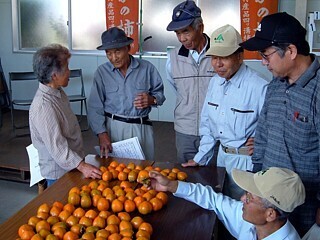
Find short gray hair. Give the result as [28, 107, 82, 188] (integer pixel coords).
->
[33, 44, 71, 84]
[261, 198, 290, 220]
[190, 17, 203, 31]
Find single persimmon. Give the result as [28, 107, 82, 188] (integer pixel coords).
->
[65, 215, 79, 227]
[35, 220, 50, 233]
[125, 191, 137, 201]
[80, 194, 92, 209]
[99, 210, 112, 219]
[92, 194, 102, 207]
[126, 162, 135, 170]
[130, 216, 144, 230]
[156, 192, 168, 205]
[135, 229, 151, 239]
[53, 226, 67, 239]
[97, 197, 110, 211]
[18, 224, 34, 238]
[49, 206, 62, 217]
[81, 232, 95, 240]
[85, 209, 98, 220]
[70, 224, 85, 236]
[117, 212, 131, 221]
[88, 180, 98, 190]
[177, 171, 188, 181]
[28, 216, 41, 228]
[137, 170, 150, 186]
[46, 216, 59, 226]
[105, 224, 119, 234]
[111, 199, 124, 213]
[79, 216, 92, 227]
[149, 197, 163, 211]
[109, 160, 119, 168]
[38, 203, 50, 214]
[62, 231, 78, 240]
[102, 187, 114, 197]
[107, 214, 120, 225]
[96, 229, 110, 238]
[52, 201, 64, 210]
[92, 216, 106, 229]
[139, 222, 153, 235]
[68, 186, 81, 195]
[51, 221, 68, 232]
[68, 192, 80, 206]
[73, 207, 85, 218]
[102, 171, 113, 181]
[127, 170, 138, 182]
[124, 199, 136, 213]
[133, 196, 146, 207]
[108, 232, 122, 240]
[120, 181, 132, 189]
[137, 201, 153, 215]
[63, 203, 75, 214]
[119, 220, 133, 232]
[171, 167, 180, 173]
[58, 210, 71, 222]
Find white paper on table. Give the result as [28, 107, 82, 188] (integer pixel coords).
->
[26, 144, 44, 187]
[94, 136, 145, 160]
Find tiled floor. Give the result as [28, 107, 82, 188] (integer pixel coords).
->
[0, 180, 38, 224]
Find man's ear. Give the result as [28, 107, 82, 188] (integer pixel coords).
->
[288, 44, 298, 60]
[265, 208, 278, 222]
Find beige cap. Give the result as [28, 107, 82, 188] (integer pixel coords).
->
[206, 24, 242, 57]
[232, 167, 305, 212]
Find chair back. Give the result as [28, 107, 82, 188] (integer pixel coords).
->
[64, 69, 86, 102]
[9, 71, 38, 106]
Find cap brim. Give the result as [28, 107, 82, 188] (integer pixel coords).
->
[167, 19, 194, 31]
[239, 37, 272, 51]
[232, 169, 263, 198]
[97, 39, 133, 50]
[206, 46, 239, 57]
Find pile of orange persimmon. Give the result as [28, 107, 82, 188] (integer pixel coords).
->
[17, 161, 188, 240]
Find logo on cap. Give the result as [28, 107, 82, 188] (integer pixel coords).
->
[214, 34, 224, 43]
[176, 11, 181, 18]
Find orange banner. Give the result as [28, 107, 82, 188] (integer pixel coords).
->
[240, 0, 278, 59]
[106, 0, 139, 54]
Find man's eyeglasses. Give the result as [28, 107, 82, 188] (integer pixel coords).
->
[258, 49, 279, 61]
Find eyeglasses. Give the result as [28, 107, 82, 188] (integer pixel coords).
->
[258, 49, 279, 61]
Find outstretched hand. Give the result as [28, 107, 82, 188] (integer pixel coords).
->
[77, 161, 102, 179]
[181, 159, 198, 168]
[149, 170, 178, 193]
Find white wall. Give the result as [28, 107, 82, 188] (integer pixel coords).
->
[1, 0, 319, 122]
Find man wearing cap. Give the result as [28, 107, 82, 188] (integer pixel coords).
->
[149, 167, 305, 239]
[240, 12, 320, 236]
[182, 25, 268, 199]
[166, 0, 214, 163]
[88, 27, 166, 160]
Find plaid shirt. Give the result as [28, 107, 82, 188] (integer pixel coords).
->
[252, 55, 320, 235]
[29, 83, 84, 179]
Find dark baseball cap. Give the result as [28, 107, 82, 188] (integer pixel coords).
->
[240, 12, 307, 51]
[167, 0, 201, 31]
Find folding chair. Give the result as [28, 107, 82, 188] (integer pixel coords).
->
[8, 71, 37, 136]
[66, 69, 89, 131]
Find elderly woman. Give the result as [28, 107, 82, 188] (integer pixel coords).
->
[29, 44, 101, 188]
